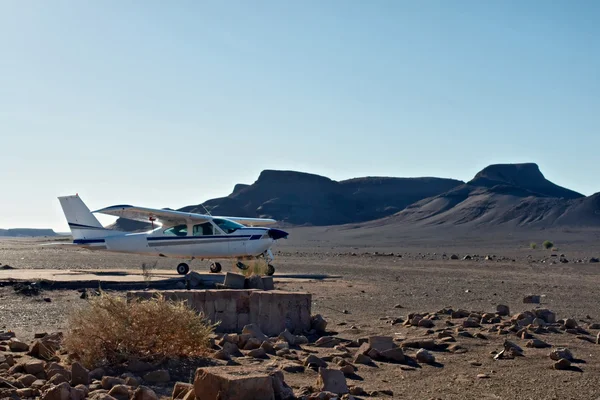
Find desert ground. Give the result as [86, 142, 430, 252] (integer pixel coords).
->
[1, 228, 600, 399]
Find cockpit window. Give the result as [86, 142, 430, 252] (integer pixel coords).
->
[193, 222, 214, 236]
[212, 218, 244, 234]
[163, 224, 188, 237]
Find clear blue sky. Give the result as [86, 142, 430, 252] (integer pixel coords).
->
[1, 1, 598, 231]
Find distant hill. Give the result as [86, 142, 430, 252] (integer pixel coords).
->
[379, 163, 598, 228]
[111, 163, 600, 232]
[0, 228, 58, 237]
[112, 170, 463, 230]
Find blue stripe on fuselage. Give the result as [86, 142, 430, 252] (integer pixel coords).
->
[147, 235, 252, 241]
[74, 238, 106, 244]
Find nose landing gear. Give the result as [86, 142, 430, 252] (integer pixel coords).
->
[176, 263, 190, 275]
[210, 262, 222, 273]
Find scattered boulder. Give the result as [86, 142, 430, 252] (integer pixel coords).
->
[496, 305, 510, 316]
[418, 319, 435, 328]
[270, 370, 294, 400]
[194, 366, 275, 400]
[526, 339, 550, 349]
[400, 338, 437, 350]
[108, 384, 131, 400]
[316, 368, 348, 395]
[71, 362, 89, 386]
[311, 315, 328, 333]
[550, 348, 574, 362]
[564, 318, 578, 329]
[24, 360, 45, 375]
[380, 347, 405, 363]
[304, 355, 328, 369]
[503, 340, 524, 356]
[172, 382, 193, 400]
[589, 257, 599, 263]
[126, 359, 154, 373]
[243, 337, 262, 351]
[353, 353, 372, 365]
[248, 348, 268, 359]
[42, 382, 71, 400]
[29, 333, 62, 360]
[368, 336, 394, 352]
[89, 368, 106, 381]
[222, 342, 243, 358]
[143, 370, 170, 384]
[462, 318, 480, 328]
[314, 337, 341, 348]
[8, 338, 29, 352]
[242, 324, 268, 343]
[415, 349, 435, 364]
[523, 295, 541, 304]
[17, 374, 37, 387]
[101, 377, 126, 390]
[450, 254, 459, 260]
[554, 358, 571, 370]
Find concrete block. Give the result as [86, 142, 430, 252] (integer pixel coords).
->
[127, 289, 311, 336]
[224, 272, 246, 289]
[316, 368, 348, 395]
[368, 336, 395, 352]
[261, 277, 274, 291]
[237, 313, 250, 332]
[194, 366, 274, 400]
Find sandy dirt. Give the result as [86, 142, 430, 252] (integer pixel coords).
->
[1, 235, 600, 399]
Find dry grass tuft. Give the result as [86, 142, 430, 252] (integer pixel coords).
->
[141, 261, 157, 283]
[238, 259, 269, 277]
[63, 293, 216, 368]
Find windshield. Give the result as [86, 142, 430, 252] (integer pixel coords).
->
[163, 224, 188, 237]
[212, 218, 244, 234]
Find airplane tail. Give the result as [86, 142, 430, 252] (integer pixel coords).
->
[58, 195, 116, 240]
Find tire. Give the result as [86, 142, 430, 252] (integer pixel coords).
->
[210, 262, 222, 273]
[176, 263, 190, 275]
[236, 261, 249, 270]
[267, 264, 275, 276]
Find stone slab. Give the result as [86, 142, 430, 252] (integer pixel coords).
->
[194, 366, 274, 400]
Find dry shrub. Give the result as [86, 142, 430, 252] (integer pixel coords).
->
[63, 293, 215, 368]
[238, 259, 268, 277]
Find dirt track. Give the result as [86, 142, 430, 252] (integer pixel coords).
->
[2, 236, 600, 399]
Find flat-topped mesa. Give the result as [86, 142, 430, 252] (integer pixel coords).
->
[468, 163, 583, 199]
[255, 169, 336, 186]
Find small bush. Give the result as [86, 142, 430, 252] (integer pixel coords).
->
[543, 240, 554, 250]
[141, 261, 157, 283]
[63, 293, 215, 368]
[530, 242, 537, 249]
[238, 260, 269, 277]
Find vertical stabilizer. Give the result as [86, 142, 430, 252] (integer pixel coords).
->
[58, 195, 112, 240]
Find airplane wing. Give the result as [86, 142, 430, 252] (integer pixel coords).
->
[93, 205, 277, 226]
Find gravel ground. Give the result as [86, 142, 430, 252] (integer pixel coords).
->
[1, 236, 600, 399]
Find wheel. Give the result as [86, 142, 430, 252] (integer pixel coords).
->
[236, 261, 249, 270]
[267, 264, 275, 276]
[176, 263, 190, 275]
[210, 262, 222, 273]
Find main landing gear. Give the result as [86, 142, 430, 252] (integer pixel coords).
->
[209, 262, 222, 273]
[176, 263, 190, 275]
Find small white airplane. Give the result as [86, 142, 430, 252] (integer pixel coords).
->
[57, 194, 289, 275]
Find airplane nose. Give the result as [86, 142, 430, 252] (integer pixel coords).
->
[268, 228, 289, 240]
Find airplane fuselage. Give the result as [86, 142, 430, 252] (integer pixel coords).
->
[74, 227, 277, 260]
